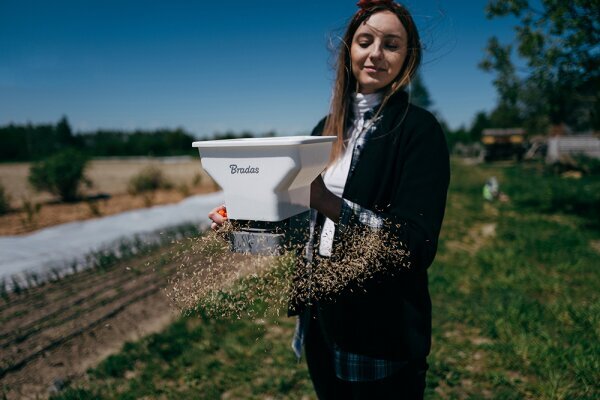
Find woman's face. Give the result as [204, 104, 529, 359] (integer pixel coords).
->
[350, 10, 408, 94]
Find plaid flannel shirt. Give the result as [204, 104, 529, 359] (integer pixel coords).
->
[292, 109, 406, 382]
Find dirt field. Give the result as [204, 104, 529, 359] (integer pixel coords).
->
[0, 157, 229, 398]
[0, 238, 252, 399]
[0, 246, 177, 399]
[0, 157, 219, 235]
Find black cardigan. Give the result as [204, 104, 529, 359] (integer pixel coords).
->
[291, 90, 450, 361]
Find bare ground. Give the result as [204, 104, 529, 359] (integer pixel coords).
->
[0, 157, 238, 398]
[0, 157, 228, 398]
[0, 238, 253, 399]
[0, 246, 177, 399]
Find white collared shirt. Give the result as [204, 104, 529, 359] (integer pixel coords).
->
[318, 92, 382, 256]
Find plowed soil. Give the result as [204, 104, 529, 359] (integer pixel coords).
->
[0, 241, 249, 399]
[0, 157, 237, 398]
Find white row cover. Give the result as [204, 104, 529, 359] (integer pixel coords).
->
[0, 192, 224, 283]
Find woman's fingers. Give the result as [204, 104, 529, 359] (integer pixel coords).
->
[208, 205, 227, 230]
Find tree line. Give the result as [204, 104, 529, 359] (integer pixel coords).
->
[0, 117, 276, 162]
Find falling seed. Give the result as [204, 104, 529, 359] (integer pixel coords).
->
[165, 221, 410, 319]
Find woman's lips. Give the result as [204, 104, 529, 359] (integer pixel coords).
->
[364, 66, 383, 73]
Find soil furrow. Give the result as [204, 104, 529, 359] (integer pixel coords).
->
[0, 268, 127, 318]
[0, 271, 142, 337]
[0, 284, 162, 379]
[0, 245, 183, 325]
[0, 272, 161, 349]
[1, 277, 89, 315]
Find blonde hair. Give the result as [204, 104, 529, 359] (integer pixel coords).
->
[323, 2, 422, 162]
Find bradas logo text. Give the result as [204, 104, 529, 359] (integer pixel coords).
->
[229, 164, 259, 174]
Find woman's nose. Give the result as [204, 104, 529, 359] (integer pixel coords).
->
[369, 45, 383, 60]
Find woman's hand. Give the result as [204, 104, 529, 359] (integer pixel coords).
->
[208, 205, 227, 230]
[310, 175, 342, 223]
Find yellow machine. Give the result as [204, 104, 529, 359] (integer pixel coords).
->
[481, 128, 526, 161]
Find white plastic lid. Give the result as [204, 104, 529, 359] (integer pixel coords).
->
[192, 135, 335, 148]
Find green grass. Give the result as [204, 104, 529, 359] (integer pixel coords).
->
[426, 160, 599, 399]
[52, 305, 312, 400]
[51, 159, 600, 399]
[502, 162, 600, 227]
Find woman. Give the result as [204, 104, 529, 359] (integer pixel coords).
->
[210, 1, 449, 398]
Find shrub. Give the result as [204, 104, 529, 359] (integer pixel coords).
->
[192, 172, 203, 186]
[20, 197, 42, 228]
[0, 182, 10, 215]
[86, 200, 102, 217]
[28, 149, 90, 202]
[127, 166, 172, 195]
[177, 183, 190, 197]
[49, 388, 99, 400]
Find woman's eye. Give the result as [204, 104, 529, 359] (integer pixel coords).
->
[385, 43, 400, 50]
[358, 42, 371, 48]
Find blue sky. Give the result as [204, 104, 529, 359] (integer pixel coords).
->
[0, 1, 520, 137]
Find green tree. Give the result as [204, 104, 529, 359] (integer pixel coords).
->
[29, 149, 91, 202]
[481, 0, 600, 131]
[479, 37, 524, 128]
[55, 115, 74, 148]
[444, 124, 471, 150]
[469, 111, 492, 141]
[410, 73, 433, 110]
